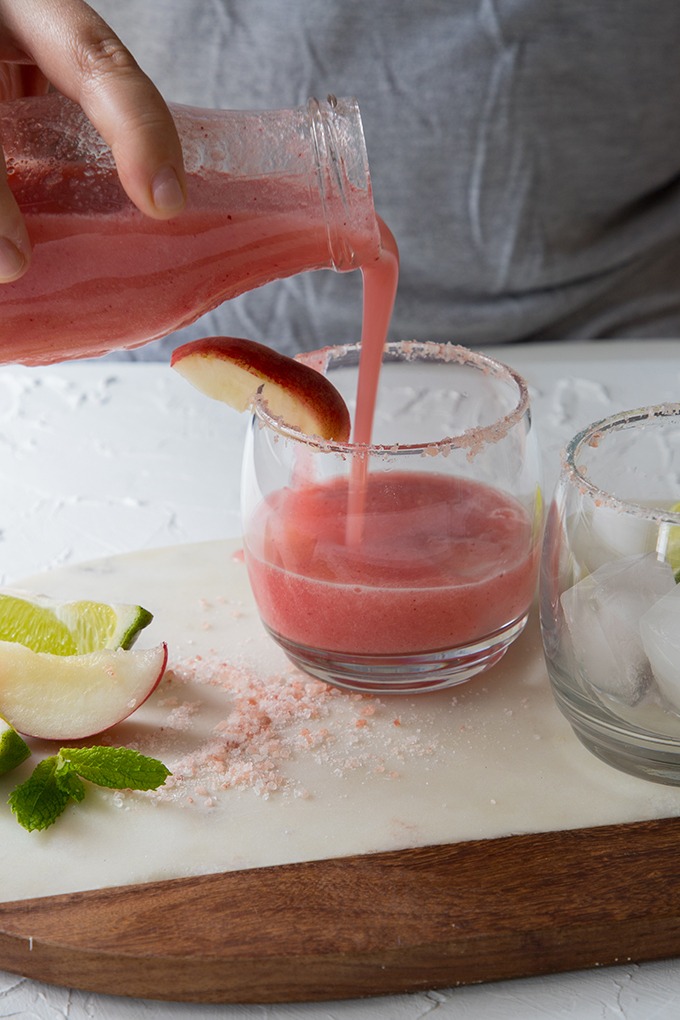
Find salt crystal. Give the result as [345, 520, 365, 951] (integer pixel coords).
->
[123, 647, 448, 810]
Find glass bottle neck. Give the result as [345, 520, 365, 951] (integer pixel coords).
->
[173, 96, 381, 274]
[0, 92, 381, 275]
[307, 96, 381, 272]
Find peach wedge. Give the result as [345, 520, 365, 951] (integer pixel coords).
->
[0, 642, 168, 741]
[171, 336, 351, 441]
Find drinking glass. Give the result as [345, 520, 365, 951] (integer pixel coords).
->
[540, 404, 680, 783]
[241, 341, 542, 694]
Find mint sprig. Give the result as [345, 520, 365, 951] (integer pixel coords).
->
[8, 746, 171, 832]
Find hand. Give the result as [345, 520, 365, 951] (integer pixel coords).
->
[0, 0, 187, 282]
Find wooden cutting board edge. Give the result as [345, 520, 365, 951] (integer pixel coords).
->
[1, 815, 679, 1004]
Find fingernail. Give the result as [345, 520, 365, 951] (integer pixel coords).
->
[0, 237, 26, 282]
[151, 165, 185, 215]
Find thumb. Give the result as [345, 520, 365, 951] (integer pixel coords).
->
[0, 148, 30, 282]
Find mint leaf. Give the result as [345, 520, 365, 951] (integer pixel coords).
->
[54, 761, 86, 803]
[7, 746, 171, 832]
[59, 746, 171, 790]
[8, 757, 71, 832]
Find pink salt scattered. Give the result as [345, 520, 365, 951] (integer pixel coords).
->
[118, 652, 443, 810]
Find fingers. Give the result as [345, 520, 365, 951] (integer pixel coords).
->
[0, 63, 52, 280]
[63, 20, 187, 219]
[1, 0, 186, 221]
[0, 170, 29, 282]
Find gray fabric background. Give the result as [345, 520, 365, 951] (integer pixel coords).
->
[89, 0, 680, 357]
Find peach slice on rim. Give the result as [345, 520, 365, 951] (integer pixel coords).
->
[170, 336, 351, 442]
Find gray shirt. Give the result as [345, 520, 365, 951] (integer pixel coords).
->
[90, 0, 680, 357]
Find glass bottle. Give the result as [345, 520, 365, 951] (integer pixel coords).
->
[0, 93, 380, 365]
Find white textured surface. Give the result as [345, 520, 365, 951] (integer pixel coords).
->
[0, 363, 245, 583]
[1, 339, 680, 1018]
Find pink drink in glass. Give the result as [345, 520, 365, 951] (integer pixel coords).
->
[242, 341, 541, 693]
[247, 471, 539, 657]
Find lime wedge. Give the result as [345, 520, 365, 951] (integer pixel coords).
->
[665, 502, 680, 581]
[532, 485, 544, 539]
[0, 590, 153, 655]
[0, 715, 30, 775]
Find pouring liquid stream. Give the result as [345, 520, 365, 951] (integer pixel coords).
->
[345, 218, 400, 545]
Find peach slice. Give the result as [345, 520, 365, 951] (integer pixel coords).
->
[171, 336, 351, 441]
[0, 642, 168, 740]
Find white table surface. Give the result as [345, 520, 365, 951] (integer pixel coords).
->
[1, 338, 680, 1019]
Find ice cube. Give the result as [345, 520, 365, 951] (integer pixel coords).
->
[560, 553, 675, 705]
[640, 585, 680, 712]
[570, 505, 659, 575]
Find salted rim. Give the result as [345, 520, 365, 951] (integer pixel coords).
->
[564, 402, 680, 524]
[251, 340, 531, 456]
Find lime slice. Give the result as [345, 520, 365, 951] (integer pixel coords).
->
[0, 590, 153, 655]
[532, 485, 544, 540]
[0, 715, 30, 775]
[664, 502, 680, 581]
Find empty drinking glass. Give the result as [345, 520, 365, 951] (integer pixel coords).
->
[540, 403, 680, 783]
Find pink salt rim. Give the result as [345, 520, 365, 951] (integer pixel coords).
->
[252, 340, 531, 456]
[564, 402, 680, 524]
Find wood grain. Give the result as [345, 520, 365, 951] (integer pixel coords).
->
[1, 817, 680, 1003]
